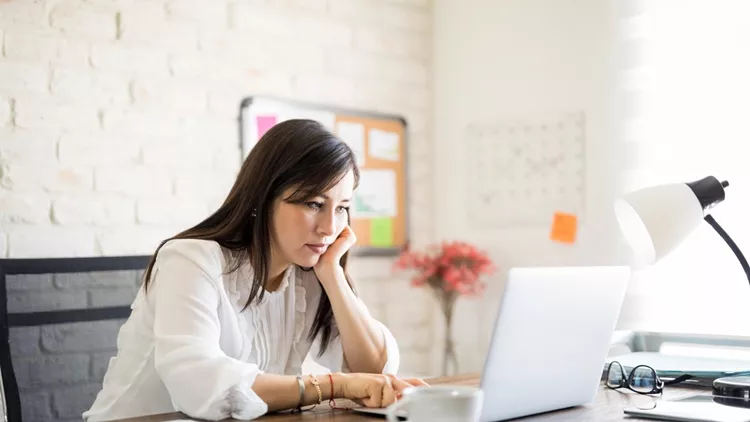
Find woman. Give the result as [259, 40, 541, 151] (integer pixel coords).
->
[84, 119, 426, 421]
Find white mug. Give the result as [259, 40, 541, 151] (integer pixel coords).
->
[386, 385, 484, 422]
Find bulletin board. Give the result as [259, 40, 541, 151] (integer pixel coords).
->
[238, 96, 408, 256]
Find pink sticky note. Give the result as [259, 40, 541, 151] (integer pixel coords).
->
[256, 115, 277, 139]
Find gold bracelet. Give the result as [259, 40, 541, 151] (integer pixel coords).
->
[308, 374, 322, 405]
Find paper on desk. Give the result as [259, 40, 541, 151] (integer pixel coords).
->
[607, 352, 750, 377]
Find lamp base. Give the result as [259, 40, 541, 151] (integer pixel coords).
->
[713, 376, 750, 401]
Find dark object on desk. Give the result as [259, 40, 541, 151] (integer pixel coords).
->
[714, 376, 750, 403]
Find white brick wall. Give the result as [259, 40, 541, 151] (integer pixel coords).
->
[4, 30, 89, 66]
[94, 166, 173, 196]
[0, 194, 51, 224]
[5, 225, 98, 258]
[0, 61, 49, 95]
[328, 0, 431, 32]
[0, 1, 47, 28]
[0, 231, 6, 256]
[135, 198, 208, 225]
[3, 163, 94, 192]
[51, 68, 131, 106]
[52, 196, 135, 226]
[0, 0, 435, 376]
[0, 95, 10, 126]
[58, 134, 141, 166]
[0, 129, 60, 165]
[90, 43, 171, 75]
[15, 97, 100, 132]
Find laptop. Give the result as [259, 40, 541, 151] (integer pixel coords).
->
[354, 265, 631, 421]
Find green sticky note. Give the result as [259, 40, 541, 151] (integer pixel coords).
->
[370, 218, 393, 247]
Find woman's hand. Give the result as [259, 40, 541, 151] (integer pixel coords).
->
[336, 373, 429, 408]
[314, 225, 356, 282]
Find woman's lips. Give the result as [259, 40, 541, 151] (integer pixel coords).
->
[306, 244, 328, 254]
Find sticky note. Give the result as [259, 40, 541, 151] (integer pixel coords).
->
[550, 211, 578, 244]
[336, 121, 365, 166]
[368, 128, 400, 161]
[370, 218, 393, 247]
[256, 115, 277, 139]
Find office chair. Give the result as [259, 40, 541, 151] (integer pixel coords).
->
[0, 256, 150, 422]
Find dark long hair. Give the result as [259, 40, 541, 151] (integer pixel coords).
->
[142, 119, 360, 354]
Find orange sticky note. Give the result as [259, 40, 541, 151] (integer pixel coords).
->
[550, 211, 578, 244]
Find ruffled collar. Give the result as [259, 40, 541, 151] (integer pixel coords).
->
[224, 257, 309, 373]
[292, 269, 307, 344]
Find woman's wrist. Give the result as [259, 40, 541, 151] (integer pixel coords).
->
[316, 265, 346, 287]
[302, 372, 346, 405]
[327, 372, 347, 399]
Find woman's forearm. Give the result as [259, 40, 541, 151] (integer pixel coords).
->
[251, 372, 342, 412]
[323, 268, 388, 373]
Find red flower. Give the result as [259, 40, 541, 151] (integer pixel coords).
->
[392, 240, 496, 297]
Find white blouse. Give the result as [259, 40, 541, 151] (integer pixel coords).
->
[83, 239, 400, 422]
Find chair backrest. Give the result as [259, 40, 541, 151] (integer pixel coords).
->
[0, 256, 151, 422]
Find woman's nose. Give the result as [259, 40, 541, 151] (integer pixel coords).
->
[317, 211, 336, 237]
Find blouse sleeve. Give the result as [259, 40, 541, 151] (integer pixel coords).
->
[309, 295, 400, 375]
[149, 241, 267, 421]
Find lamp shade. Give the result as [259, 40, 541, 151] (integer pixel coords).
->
[614, 176, 728, 265]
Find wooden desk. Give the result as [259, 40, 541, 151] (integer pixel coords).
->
[112, 373, 708, 421]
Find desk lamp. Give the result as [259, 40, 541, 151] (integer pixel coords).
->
[614, 175, 749, 280]
[613, 175, 750, 397]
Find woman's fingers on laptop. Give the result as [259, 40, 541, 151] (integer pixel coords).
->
[378, 374, 421, 406]
[345, 374, 429, 408]
[388, 374, 416, 392]
[352, 398, 366, 407]
[403, 378, 430, 387]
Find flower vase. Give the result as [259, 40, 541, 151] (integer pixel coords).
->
[439, 290, 459, 376]
[392, 240, 496, 376]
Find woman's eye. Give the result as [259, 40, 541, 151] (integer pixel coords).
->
[336, 206, 349, 215]
[306, 201, 323, 210]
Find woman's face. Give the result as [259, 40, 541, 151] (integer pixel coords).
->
[270, 170, 354, 271]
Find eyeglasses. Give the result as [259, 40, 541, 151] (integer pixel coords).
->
[605, 361, 694, 395]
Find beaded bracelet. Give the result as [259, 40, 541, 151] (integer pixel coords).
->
[309, 374, 322, 407]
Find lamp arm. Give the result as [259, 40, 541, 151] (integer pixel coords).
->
[704, 214, 750, 286]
